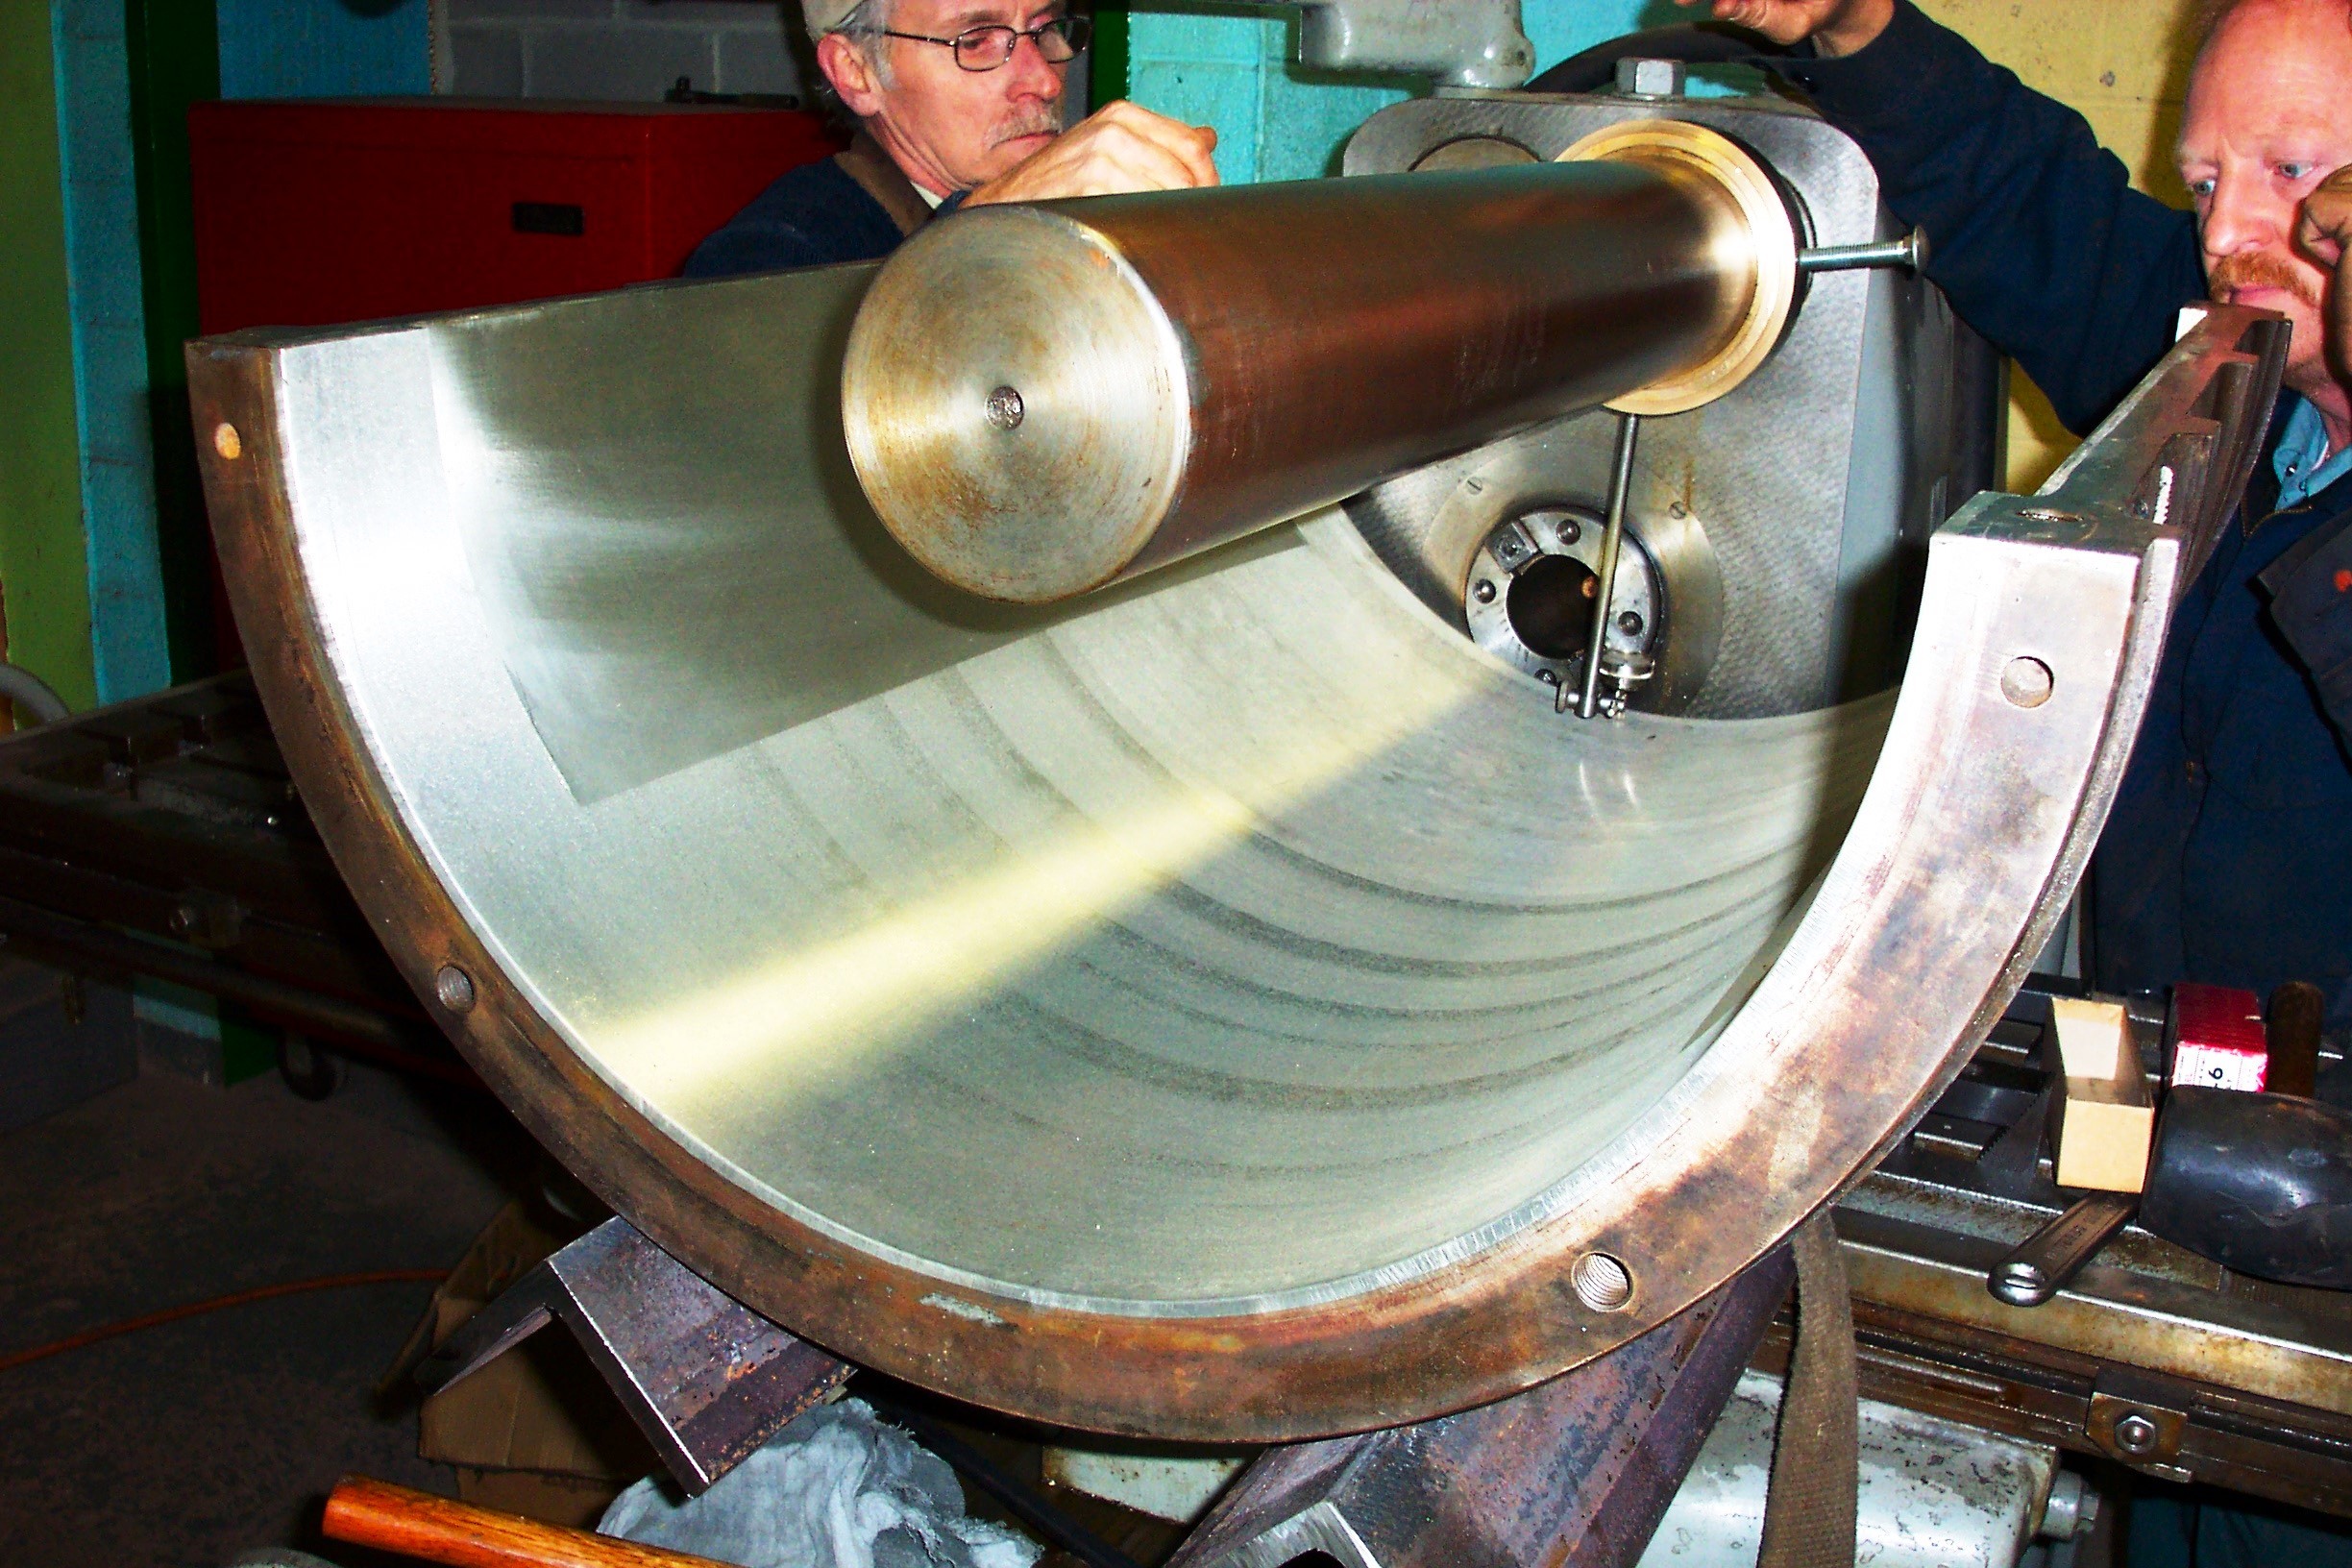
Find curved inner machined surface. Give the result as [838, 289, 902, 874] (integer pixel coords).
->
[275, 264, 1889, 1310]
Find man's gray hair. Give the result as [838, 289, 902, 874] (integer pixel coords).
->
[815, 0, 894, 94]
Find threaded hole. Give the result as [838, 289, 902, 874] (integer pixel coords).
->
[1571, 1250, 1633, 1312]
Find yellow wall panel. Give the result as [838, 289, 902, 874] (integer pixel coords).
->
[1919, 0, 2205, 490]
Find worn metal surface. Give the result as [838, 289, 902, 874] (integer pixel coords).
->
[843, 131, 1791, 602]
[1634, 1369, 2064, 1568]
[1167, 1253, 1793, 1568]
[185, 113, 2281, 1437]
[417, 1215, 849, 1496]
[1341, 93, 1974, 719]
[1275, 0, 1533, 89]
[0, 672, 441, 1069]
[1558, 122, 1799, 420]
[1826, 979, 2352, 1516]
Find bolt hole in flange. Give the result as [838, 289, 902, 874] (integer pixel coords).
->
[1464, 506, 1661, 701]
[1571, 1250, 1635, 1312]
[2001, 655, 2054, 709]
[435, 963, 477, 1015]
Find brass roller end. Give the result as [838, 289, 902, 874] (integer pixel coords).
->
[841, 208, 1193, 604]
[1559, 120, 1801, 417]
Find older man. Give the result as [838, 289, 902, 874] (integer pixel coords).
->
[686, 0, 1217, 276]
[1676, 0, 2352, 1050]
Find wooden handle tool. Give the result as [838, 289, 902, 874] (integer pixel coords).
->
[322, 1475, 734, 1568]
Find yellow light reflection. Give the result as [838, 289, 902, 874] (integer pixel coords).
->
[596, 670, 1462, 1102]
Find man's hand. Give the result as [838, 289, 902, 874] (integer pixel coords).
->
[965, 101, 1217, 206]
[2298, 163, 2352, 372]
[1672, 0, 1897, 57]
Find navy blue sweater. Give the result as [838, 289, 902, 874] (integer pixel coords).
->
[684, 155, 910, 277]
[1776, 2, 2352, 1025]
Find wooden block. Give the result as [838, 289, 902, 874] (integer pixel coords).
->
[2056, 1067, 2156, 1192]
[2051, 996, 2128, 1080]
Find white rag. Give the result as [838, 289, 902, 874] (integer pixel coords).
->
[599, 1399, 1041, 1568]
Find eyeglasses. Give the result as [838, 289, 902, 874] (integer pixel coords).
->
[867, 13, 1090, 71]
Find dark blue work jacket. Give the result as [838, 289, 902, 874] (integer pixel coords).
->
[685, 131, 949, 277]
[1776, 2, 2352, 1025]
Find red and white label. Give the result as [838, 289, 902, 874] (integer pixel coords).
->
[2170, 1040, 2268, 1092]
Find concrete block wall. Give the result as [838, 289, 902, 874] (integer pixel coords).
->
[216, 0, 433, 99]
[1124, 0, 2206, 492]
[1122, 12, 1405, 185]
[1120, 2, 1668, 188]
[444, 0, 810, 103]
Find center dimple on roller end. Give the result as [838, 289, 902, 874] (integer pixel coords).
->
[984, 385, 1025, 430]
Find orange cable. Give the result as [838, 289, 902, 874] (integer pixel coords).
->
[0, 1268, 449, 1374]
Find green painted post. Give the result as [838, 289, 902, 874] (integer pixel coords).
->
[127, 0, 222, 682]
[0, 2, 99, 713]
[1090, 2, 1129, 109]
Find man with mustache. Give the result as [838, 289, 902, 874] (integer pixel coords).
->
[1682, 0, 2352, 1060]
[687, 0, 1216, 276]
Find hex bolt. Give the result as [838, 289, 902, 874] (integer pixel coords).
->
[2001, 655, 2055, 709]
[435, 964, 478, 1015]
[1615, 57, 1686, 99]
[2112, 1410, 2161, 1457]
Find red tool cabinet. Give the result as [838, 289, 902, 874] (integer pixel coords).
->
[189, 97, 840, 333]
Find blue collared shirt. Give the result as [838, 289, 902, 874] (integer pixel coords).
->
[2271, 395, 2352, 510]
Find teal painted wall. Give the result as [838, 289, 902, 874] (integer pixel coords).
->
[55, 0, 172, 704]
[1123, 12, 1409, 184]
[216, 0, 431, 100]
[31, 0, 430, 713]
[1123, 1, 1713, 186]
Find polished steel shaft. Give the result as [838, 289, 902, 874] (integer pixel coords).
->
[844, 126, 1797, 603]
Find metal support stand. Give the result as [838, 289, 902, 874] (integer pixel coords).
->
[413, 1216, 850, 1495]
[423, 1218, 1790, 1565]
[421, 1220, 1791, 1562]
[1168, 1250, 1793, 1568]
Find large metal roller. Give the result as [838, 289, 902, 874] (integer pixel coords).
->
[183, 85, 2280, 1443]
[845, 121, 1797, 602]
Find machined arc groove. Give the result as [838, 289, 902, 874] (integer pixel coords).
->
[187, 257, 2273, 1440]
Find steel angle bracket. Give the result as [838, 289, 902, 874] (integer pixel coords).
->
[1171, 1252, 1794, 1568]
[1263, 0, 1534, 89]
[414, 1215, 850, 1495]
